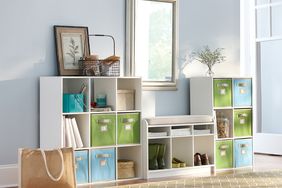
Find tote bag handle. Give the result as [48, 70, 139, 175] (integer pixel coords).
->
[40, 149, 65, 182]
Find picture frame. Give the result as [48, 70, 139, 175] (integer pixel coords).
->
[54, 25, 90, 76]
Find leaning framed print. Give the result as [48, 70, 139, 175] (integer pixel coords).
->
[54, 25, 90, 75]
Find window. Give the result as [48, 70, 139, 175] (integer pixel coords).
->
[126, 0, 178, 90]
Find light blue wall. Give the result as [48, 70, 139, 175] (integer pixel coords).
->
[150, 0, 240, 116]
[0, 0, 239, 165]
[0, 0, 125, 165]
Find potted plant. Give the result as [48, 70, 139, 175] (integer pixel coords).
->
[191, 46, 225, 77]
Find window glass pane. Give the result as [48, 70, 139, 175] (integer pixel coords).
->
[271, 0, 282, 3]
[272, 5, 282, 36]
[256, 0, 270, 5]
[135, 1, 173, 82]
[260, 40, 282, 134]
[256, 8, 270, 38]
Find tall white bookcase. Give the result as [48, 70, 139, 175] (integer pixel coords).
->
[40, 76, 142, 185]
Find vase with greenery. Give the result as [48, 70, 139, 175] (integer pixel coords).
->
[191, 46, 225, 77]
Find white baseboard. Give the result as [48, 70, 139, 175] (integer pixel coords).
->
[0, 164, 18, 188]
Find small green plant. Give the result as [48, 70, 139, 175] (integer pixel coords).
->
[191, 46, 225, 76]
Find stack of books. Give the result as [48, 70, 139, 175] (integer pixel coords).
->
[61, 116, 84, 148]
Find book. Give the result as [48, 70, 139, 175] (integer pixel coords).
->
[66, 118, 76, 148]
[61, 116, 66, 147]
[71, 117, 84, 148]
[65, 118, 72, 147]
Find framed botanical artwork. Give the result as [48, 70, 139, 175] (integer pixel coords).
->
[54, 25, 90, 75]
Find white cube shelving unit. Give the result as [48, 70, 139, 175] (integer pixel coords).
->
[40, 76, 142, 185]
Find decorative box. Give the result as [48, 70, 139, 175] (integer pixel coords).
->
[117, 90, 135, 111]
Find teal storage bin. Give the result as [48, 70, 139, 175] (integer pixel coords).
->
[234, 139, 253, 167]
[75, 150, 89, 184]
[91, 148, 116, 182]
[233, 79, 252, 107]
[117, 113, 140, 145]
[63, 93, 84, 113]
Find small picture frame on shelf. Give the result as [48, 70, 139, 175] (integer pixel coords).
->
[54, 25, 90, 75]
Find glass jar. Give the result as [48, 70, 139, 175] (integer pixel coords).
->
[217, 116, 230, 138]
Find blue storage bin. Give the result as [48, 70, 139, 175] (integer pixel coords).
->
[75, 150, 89, 184]
[91, 148, 116, 182]
[234, 139, 253, 167]
[63, 93, 84, 113]
[233, 79, 252, 107]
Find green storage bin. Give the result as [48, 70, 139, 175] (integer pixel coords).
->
[234, 109, 252, 137]
[213, 79, 232, 107]
[91, 114, 116, 146]
[216, 140, 233, 169]
[117, 113, 140, 144]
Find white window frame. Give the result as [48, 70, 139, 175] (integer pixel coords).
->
[126, 0, 179, 90]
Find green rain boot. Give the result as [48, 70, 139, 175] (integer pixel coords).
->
[157, 143, 166, 169]
[149, 144, 160, 170]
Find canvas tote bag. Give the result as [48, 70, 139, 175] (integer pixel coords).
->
[19, 147, 76, 188]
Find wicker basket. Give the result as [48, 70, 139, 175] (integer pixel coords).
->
[118, 160, 135, 179]
[100, 59, 120, 76]
[79, 34, 120, 76]
[78, 59, 101, 76]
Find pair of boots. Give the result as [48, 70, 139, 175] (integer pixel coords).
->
[149, 143, 166, 170]
[194, 153, 209, 166]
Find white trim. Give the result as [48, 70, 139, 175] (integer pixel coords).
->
[125, 0, 179, 90]
[0, 164, 18, 188]
[256, 35, 282, 42]
[255, 2, 282, 9]
[254, 133, 282, 155]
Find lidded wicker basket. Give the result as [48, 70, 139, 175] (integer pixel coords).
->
[118, 160, 135, 179]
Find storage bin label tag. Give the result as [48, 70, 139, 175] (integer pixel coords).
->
[241, 149, 246, 155]
[220, 150, 226, 156]
[240, 89, 246, 94]
[100, 160, 107, 166]
[240, 119, 245, 124]
[125, 124, 132, 131]
[220, 89, 226, 95]
[101, 125, 108, 132]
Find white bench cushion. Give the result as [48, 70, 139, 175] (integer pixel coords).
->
[145, 115, 213, 125]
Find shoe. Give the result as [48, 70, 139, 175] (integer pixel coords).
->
[172, 157, 186, 167]
[194, 153, 202, 166]
[201, 153, 210, 165]
[172, 161, 180, 168]
[157, 144, 166, 169]
[149, 144, 159, 170]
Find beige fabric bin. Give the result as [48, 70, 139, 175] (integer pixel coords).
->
[118, 160, 135, 179]
[117, 90, 135, 110]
